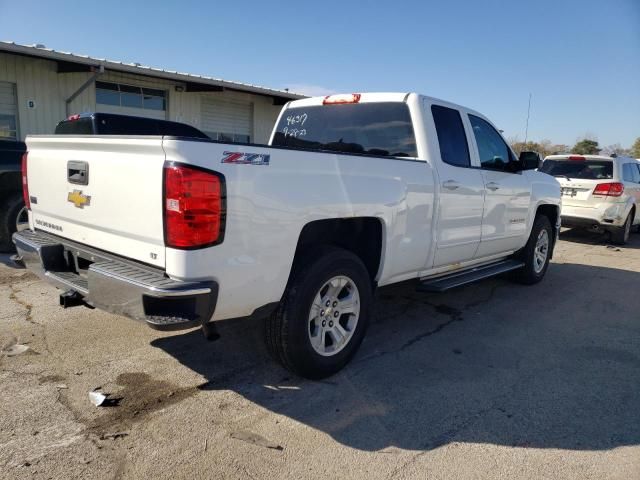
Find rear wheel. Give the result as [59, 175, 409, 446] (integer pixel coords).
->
[0, 193, 26, 253]
[266, 247, 372, 379]
[611, 211, 632, 245]
[511, 215, 553, 285]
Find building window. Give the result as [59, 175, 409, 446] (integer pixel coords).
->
[0, 114, 18, 140]
[96, 81, 166, 111]
[0, 81, 18, 140]
[204, 131, 251, 144]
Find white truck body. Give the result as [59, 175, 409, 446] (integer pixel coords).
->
[15, 92, 561, 377]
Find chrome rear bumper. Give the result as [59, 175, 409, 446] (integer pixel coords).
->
[13, 229, 217, 330]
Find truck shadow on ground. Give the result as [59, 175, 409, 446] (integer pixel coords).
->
[152, 262, 640, 452]
[560, 227, 640, 249]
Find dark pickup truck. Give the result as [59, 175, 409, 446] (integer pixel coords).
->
[54, 112, 209, 138]
[0, 140, 27, 252]
[2, 113, 209, 252]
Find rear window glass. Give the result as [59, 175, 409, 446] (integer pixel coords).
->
[55, 118, 94, 135]
[272, 102, 417, 158]
[540, 159, 613, 179]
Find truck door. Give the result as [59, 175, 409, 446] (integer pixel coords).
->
[466, 114, 531, 257]
[428, 102, 485, 267]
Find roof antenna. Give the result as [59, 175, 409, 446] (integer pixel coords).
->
[524, 92, 532, 144]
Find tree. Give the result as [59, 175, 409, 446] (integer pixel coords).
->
[631, 137, 640, 159]
[508, 137, 569, 158]
[572, 139, 600, 155]
[601, 143, 631, 157]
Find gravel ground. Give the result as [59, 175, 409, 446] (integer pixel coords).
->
[1, 228, 639, 479]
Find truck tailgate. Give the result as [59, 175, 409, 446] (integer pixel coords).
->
[26, 136, 166, 268]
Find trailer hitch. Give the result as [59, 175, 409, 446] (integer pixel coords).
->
[60, 290, 85, 308]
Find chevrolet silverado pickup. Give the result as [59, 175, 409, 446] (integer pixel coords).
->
[14, 93, 561, 378]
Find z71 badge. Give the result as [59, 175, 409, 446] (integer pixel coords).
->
[67, 190, 91, 209]
[221, 151, 270, 166]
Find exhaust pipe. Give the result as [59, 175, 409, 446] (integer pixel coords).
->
[60, 290, 84, 308]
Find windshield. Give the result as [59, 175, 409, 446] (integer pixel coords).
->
[272, 102, 417, 157]
[540, 159, 613, 180]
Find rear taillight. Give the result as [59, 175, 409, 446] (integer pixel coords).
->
[593, 182, 624, 197]
[568, 155, 585, 161]
[163, 163, 225, 249]
[21, 152, 30, 209]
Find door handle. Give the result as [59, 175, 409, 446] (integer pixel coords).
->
[442, 180, 460, 190]
[486, 182, 500, 191]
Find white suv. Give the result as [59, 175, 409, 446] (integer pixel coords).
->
[540, 154, 640, 244]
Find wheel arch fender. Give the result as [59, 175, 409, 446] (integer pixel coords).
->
[288, 216, 387, 291]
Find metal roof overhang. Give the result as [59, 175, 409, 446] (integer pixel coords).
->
[0, 41, 304, 105]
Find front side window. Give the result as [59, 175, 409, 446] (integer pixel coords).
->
[272, 102, 417, 158]
[431, 105, 470, 167]
[469, 114, 514, 171]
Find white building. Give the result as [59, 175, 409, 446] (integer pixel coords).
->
[0, 41, 304, 144]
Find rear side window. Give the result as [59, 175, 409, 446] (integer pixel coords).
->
[540, 159, 613, 179]
[622, 163, 640, 183]
[272, 102, 417, 157]
[431, 105, 470, 167]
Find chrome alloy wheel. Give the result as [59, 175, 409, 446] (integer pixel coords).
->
[308, 275, 360, 357]
[533, 229, 549, 274]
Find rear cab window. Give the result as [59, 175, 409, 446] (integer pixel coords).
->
[431, 105, 471, 167]
[540, 158, 613, 180]
[272, 102, 417, 158]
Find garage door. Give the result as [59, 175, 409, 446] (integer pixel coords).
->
[201, 96, 252, 143]
[96, 81, 167, 120]
[0, 81, 18, 140]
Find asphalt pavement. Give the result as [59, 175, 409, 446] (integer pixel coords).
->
[1, 228, 639, 479]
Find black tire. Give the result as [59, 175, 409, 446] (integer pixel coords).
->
[610, 210, 633, 245]
[0, 193, 25, 253]
[511, 215, 553, 285]
[266, 246, 372, 379]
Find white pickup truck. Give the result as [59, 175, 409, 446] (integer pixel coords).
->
[14, 92, 561, 378]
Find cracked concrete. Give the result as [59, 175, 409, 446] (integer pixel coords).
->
[1, 228, 639, 479]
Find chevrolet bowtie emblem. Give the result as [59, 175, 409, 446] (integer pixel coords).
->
[67, 190, 91, 209]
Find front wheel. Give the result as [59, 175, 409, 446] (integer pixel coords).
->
[511, 215, 553, 285]
[266, 247, 372, 379]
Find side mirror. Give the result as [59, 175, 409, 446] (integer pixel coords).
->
[518, 151, 542, 170]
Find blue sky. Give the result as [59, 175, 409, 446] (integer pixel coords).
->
[1, 0, 638, 147]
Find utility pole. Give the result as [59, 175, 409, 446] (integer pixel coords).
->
[524, 93, 532, 145]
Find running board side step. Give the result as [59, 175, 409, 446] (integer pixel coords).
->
[417, 259, 525, 293]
